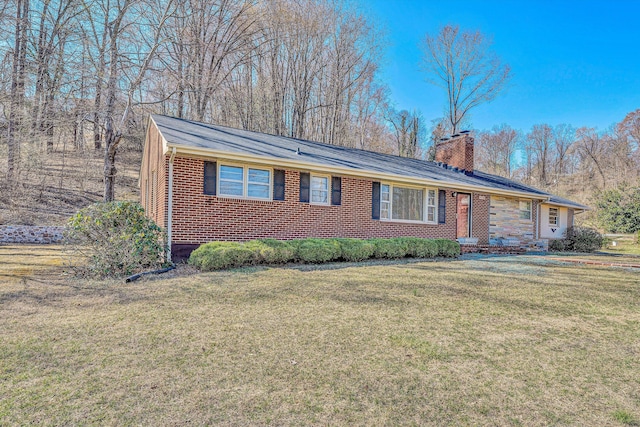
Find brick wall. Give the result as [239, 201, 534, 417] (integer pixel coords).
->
[167, 157, 496, 253]
[472, 193, 490, 244]
[435, 134, 475, 172]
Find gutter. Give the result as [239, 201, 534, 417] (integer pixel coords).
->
[167, 147, 176, 262]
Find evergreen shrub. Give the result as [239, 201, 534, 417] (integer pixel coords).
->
[564, 227, 603, 252]
[189, 242, 255, 271]
[548, 239, 566, 252]
[398, 237, 439, 258]
[246, 239, 295, 264]
[336, 238, 375, 262]
[295, 238, 342, 263]
[369, 238, 408, 258]
[433, 239, 461, 257]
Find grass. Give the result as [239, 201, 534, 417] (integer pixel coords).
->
[602, 234, 640, 257]
[1, 246, 639, 425]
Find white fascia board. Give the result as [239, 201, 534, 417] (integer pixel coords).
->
[541, 201, 589, 211]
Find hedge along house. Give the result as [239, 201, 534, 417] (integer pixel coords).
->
[141, 115, 587, 261]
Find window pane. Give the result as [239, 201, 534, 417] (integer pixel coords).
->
[248, 183, 270, 198]
[311, 190, 328, 203]
[381, 205, 390, 220]
[392, 187, 423, 221]
[311, 176, 328, 203]
[381, 184, 390, 201]
[426, 190, 436, 207]
[519, 201, 531, 220]
[219, 180, 243, 196]
[220, 165, 243, 181]
[248, 168, 270, 184]
[311, 176, 328, 190]
[427, 206, 435, 222]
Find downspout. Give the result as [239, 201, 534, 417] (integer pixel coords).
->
[536, 202, 541, 240]
[167, 147, 176, 262]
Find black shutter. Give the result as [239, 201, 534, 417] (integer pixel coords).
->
[273, 169, 285, 201]
[331, 176, 342, 205]
[299, 172, 310, 203]
[204, 161, 217, 195]
[438, 189, 446, 224]
[372, 181, 380, 220]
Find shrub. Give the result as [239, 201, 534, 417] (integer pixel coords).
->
[336, 238, 375, 262]
[250, 239, 295, 264]
[564, 226, 603, 252]
[369, 238, 408, 259]
[548, 239, 566, 252]
[398, 237, 439, 258]
[433, 239, 461, 257]
[188, 241, 238, 268]
[189, 242, 255, 271]
[295, 238, 342, 263]
[64, 201, 166, 278]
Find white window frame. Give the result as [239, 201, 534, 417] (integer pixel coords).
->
[310, 174, 330, 205]
[426, 189, 437, 223]
[381, 184, 391, 220]
[548, 207, 559, 226]
[218, 162, 273, 201]
[519, 200, 532, 221]
[380, 182, 438, 224]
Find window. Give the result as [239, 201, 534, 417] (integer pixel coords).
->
[519, 200, 532, 220]
[219, 165, 244, 196]
[218, 164, 271, 199]
[379, 183, 437, 223]
[549, 207, 559, 226]
[380, 184, 391, 219]
[248, 168, 270, 198]
[310, 175, 329, 204]
[426, 189, 437, 222]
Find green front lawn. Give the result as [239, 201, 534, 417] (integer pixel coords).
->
[1, 246, 639, 425]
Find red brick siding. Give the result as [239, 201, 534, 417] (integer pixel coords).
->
[472, 193, 490, 245]
[169, 156, 483, 245]
[435, 135, 475, 172]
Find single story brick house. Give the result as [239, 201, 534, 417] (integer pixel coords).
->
[141, 115, 587, 261]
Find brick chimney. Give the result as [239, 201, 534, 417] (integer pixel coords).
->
[435, 132, 474, 172]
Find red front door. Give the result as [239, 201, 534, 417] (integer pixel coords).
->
[456, 193, 471, 238]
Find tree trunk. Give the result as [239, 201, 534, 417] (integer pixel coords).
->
[7, 0, 29, 179]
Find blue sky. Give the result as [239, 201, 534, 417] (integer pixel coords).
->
[363, 0, 640, 133]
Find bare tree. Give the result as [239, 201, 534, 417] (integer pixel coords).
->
[6, 0, 29, 180]
[420, 25, 510, 134]
[526, 124, 554, 185]
[476, 124, 519, 177]
[618, 109, 640, 170]
[80, 0, 176, 201]
[552, 124, 575, 180]
[575, 127, 608, 188]
[30, 0, 82, 152]
[387, 109, 424, 158]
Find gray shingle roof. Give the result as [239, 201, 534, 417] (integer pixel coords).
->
[151, 114, 587, 210]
